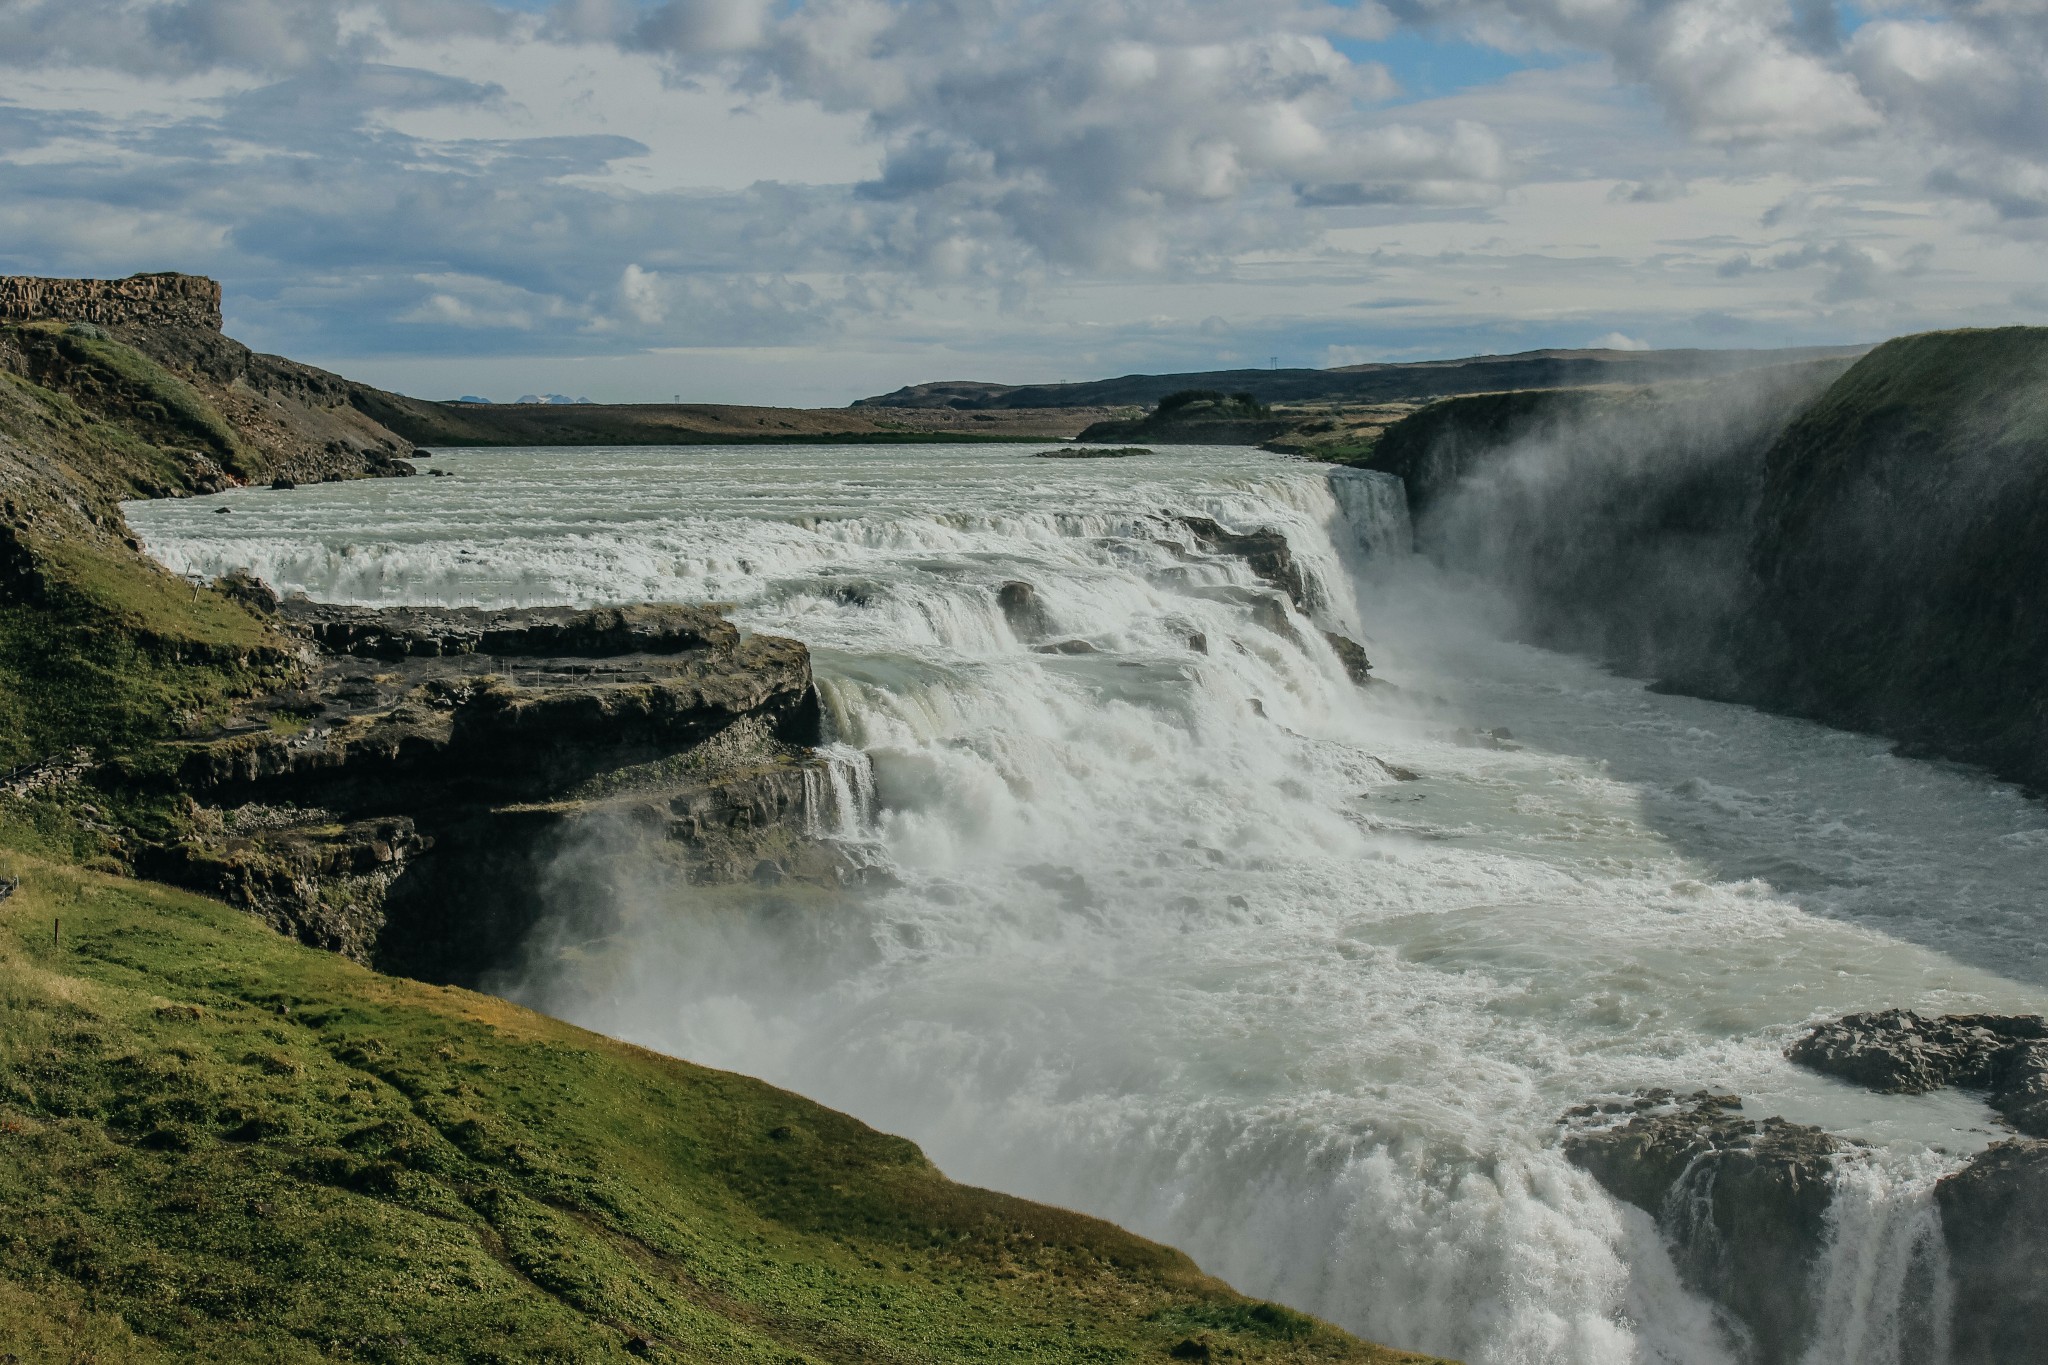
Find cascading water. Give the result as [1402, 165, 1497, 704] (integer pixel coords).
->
[125, 443, 2048, 1365]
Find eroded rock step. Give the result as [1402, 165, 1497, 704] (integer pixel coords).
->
[1561, 1010, 2048, 1365]
[152, 587, 849, 985]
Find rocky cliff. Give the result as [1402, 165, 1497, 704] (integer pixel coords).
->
[1565, 1020, 2048, 1365]
[1363, 363, 1846, 685]
[1731, 328, 2048, 789]
[152, 592, 844, 983]
[0, 274, 837, 985]
[1364, 330, 2048, 787]
[0, 271, 223, 330]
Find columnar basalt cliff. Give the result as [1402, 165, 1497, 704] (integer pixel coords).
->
[0, 271, 224, 330]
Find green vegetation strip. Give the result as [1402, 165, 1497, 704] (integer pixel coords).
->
[0, 855, 1440, 1364]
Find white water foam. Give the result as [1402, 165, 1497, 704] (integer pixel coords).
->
[125, 443, 2048, 1364]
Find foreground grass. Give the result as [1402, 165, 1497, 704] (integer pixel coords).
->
[0, 854, 1438, 1365]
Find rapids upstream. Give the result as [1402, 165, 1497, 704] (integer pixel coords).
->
[127, 443, 2048, 1365]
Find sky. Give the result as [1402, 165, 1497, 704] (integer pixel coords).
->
[1, 0, 2044, 405]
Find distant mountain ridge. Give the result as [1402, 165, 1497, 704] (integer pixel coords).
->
[855, 345, 1872, 410]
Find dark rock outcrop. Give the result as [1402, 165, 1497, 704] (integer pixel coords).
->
[997, 580, 1051, 640]
[1323, 631, 1373, 686]
[156, 596, 838, 983]
[1563, 1091, 1845, 1364]
[1076, 415, 1291, 446]
[1786, 1010, 2048, 1136]
[280, 599, 736, 661]
[1935, 1139, 2048, 1365]
[1180, 515, 1319, 614]
[0, 272, 224, 330]
[1174, 516, 1374, 681]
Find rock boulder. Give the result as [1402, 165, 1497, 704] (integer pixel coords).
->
[1563, 1091, 1845, 1364]
[1935, 1139, 2048, 1365]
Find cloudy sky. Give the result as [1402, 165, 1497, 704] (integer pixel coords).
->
[2, 0, 2043, 404]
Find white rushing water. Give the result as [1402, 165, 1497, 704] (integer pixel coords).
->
[126, 444, 2048, 1365]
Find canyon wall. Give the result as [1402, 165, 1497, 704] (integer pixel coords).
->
[1366, 328, 2048, 789]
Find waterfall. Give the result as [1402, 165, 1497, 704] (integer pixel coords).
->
[124, 441, 2048, 1365]
[1327, 467, 1415, 560]
[1801, 1151, 1955, 1365]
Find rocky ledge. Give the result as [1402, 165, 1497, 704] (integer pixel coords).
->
[1562, 1011, 2048, 1365]
[991, 514, 1377, 685]
[145, 583, 845, 984]
[1783, 1008, 2048, 1365]
[1786, 1007, 2048, 1135]
[1563, 1091, 1845, 1365]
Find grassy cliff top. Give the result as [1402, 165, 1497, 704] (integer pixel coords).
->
[1752, 326, 2048, 554]
[0, 853, 1439, 1364]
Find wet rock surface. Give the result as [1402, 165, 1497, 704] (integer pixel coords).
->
[1322, 630, 1374, 686]
[156, 593, 839, 983]
[996, 579, 1051, 640]
[1562, 1091, 1845, 1365]
[1787, 1009, 2048, 1135]
[278, 598, 736, 661]
[1179, 514, 1319, 614]
[1175, 516, 1374, 681]
[1935, 1138, 2048, 1365]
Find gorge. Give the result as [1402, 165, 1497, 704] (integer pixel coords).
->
[5, 274, 2047, 1364]
[129, 437, 2048, 1365]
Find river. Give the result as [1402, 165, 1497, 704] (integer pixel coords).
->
[125, 443, 2048, 1365]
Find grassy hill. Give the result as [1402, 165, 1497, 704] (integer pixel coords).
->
[854, 346, 1867, 412]
[0, 854, 1433, 1364]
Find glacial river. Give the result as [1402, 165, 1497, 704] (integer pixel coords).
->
[126, 444, 2048, 1365]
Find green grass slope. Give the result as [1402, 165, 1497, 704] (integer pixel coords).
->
[0, 854, 1439, 1365]
[0, 343, 291, 774]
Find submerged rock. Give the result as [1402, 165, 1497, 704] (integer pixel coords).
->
[1786, 1009, 2048, 1135]
[1179, 514, 1319, 615]
[997, 579, 1050, 640]
[1936, 1138, 2048, 1365]
[1562, 1091, 1844, 1365]
[1321, 630, 1373, 685]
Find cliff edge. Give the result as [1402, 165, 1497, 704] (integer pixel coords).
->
[1362, 330, 2048, 788]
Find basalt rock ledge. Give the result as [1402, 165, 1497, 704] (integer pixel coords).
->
[148, 584, 845, 985]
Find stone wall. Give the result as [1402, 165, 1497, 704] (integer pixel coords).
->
[0, 272, 223, 331]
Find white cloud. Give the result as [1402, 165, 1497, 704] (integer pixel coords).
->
[0, 0, 2043, 402]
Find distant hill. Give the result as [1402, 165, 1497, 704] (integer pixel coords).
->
[855, 345, 1871, 411]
